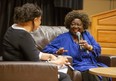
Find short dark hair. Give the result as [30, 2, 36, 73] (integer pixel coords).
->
[64, 10, 90, 30]
[14, 3, 42, 23]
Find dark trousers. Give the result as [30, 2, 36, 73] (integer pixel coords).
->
[58, 72, 72, 81]
[81, 70, 111, 81]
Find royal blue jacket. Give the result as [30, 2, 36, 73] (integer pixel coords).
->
[43, 31, 107, 71]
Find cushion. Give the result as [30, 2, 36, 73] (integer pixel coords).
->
[31, 26, 68, 51]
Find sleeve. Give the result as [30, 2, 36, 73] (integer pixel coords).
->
[86, 31, 101, 57]
[19, 33, 40, 61]
[42, 35, 63, 54]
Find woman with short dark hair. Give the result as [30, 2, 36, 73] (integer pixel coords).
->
[3, 3, 72, 81]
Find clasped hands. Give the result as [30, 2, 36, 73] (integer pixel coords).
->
[49, 54, 70, 66]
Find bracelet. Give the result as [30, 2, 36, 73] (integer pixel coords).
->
[88, 45, 93, 51]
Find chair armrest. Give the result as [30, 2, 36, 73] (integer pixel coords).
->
[73, 70, 82, 81]
[0, 62, 58, 81]
[97, 54, 116, 67]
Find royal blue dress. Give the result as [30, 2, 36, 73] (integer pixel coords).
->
[43, 30, 107, 71]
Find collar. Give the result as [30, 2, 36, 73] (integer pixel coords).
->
[12, 24, 26, 31]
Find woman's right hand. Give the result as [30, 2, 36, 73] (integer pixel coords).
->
[56, 47, 68, 55]
[50, 56, 70, 65]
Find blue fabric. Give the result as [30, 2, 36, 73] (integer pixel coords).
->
[43, 31, 107, 71]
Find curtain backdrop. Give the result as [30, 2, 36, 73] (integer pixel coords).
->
[0, 0, 83, 55]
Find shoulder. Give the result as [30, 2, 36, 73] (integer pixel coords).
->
[83, 30, 91, 36]
[55, 32, 70, 39]
[53, 32, 70, 41]
[58, 32, 70, 37]
[10, 27, 32, 39]
[19, 31, 32, 40]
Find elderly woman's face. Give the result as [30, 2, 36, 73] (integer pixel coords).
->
[70, 18, 84, 35]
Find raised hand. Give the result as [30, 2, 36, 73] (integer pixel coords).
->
[56, 47, 68, 55]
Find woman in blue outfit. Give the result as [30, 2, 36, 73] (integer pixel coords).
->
[43, 11, 111, 81]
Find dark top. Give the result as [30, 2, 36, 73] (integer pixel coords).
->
[3, 27, 40, 61]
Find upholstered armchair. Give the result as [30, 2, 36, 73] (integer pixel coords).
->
[31, 26, 116, 81]
[0, 62, 59, 81]
[31, 26, 82, 81]
[0, 26, 82, 81]
[0, 26, 116, 81]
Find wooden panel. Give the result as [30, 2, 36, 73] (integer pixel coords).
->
[91, 9, 116, 55]
[97, 26, 116, 30]
[97, 31, 116, 43]
[99, 42, 116, 48]
[98, 15, 116, 25]
[101, 48, 116, 55]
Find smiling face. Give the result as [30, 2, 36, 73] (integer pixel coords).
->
[70, 18, 84, 36]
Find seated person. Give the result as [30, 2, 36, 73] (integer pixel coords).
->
[2, 3, 72, 81]
[43, 10, 111, 81]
